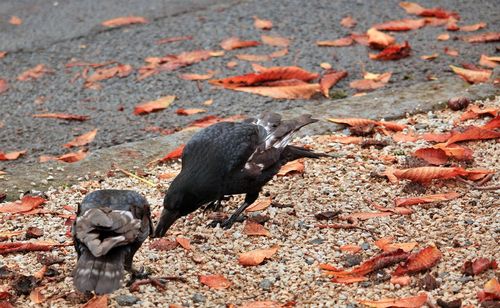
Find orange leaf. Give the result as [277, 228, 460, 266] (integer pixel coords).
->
[253, 16, 272, 30]
[479, 55, 499, 69]
[351, 33, 369, 46]
[199, 275, 231, 289]
[220, 37, 260, 50]
[32, 113, 89, 121]
[0, 230, 24, 238]
[377, 121, 407, 131]
[328, 118, 377, 127]
[350, 72, 392, 91]
[316, 37, 353, 47]
[399, 2, 425, 15]
[445, 126, 500, 145]
[9, 16, 22, 25]
[331, 276, 367, 284]
[392, 131, 420, 142]
[82, 295, 108, 308]
[460, 22, 487, 32]
[477, 278, 500, 302]
[460, 105, 498, 121]
[176, 108, 206, 116]
[179, 71, 215, 81]
[341, 16, 357, 28]
[30, 287, 45, 304]
[340, 245, 362, 254]
[420, 54, 438, 61]
[17, 64, 51, 81]
[433, 143, 473, 161]
[0, 150, 26, 161]
[390, 275, 412, 286]
[319, 263, 341, 271]
[318, 135, 363, 144]
[57, 149, 88, 163]
[413, 148, 448, 165]
[320, 71, 348, 97]
[400, 2, 458, 19]
[444, 47, 459, 57]
[462, 32, 500, 43]
[159, 144, 185, 163]
[0, 196, 46, 214]
[369, 41, 411, 61]
[238, 245, 278, 266]
[437, 33, 450, 41]
[395, 192, 460, 207]
[347, 212, 392, 220]
[187, 115, 245, 129]
[0, 240, 64, 255]
[86, 63, 132, 83]
[243, 220, 270, 237]
[175, 237, 191, 250]
[385, 166, 474, 183]
[422, 132, 452, 142]
[0, 79, 9, 95]
[358, 292, 427, 308]
[393, 246, 442, 276]
[375, 237, 418, 253]
[101, 16, 148, 27]
[374, 19, 425, 31]
[450, 65, 491, 84]
[155, 35, 192, 45]
[261, 34, 290, 47]
[483, 115, 500, 130]
[246, 198, 272, 212]
[134, 95, 175, 115]
[367, 28, 395, 49]
[234, 83, 320, 99]
[63, 129, 98, 148]
[277, 159, 305, 176]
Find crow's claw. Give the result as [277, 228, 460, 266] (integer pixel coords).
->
[127, 267, 149, 286]
[208, 219, 223, 228]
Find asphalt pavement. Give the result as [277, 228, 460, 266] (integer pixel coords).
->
[0, 0, 499, 169]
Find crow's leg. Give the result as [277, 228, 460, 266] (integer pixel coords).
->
[125, 243, 149, 286]
[219, 192, 259, 229]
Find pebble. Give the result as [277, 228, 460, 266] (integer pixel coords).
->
[115, 295, 139, 306]
[260, 279, 273, 290]
[342, 254, 363, 267]
[305, 257, 315, 265]
[309, 238, 324, 245]
[361, 243, 370, 250]
[192, 293, 206, 303]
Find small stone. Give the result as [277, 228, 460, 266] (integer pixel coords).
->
[12, 275, 37, 295]
[359, 281, 371, 288]
[361, 243, 370, 250]
[447, 96, 471, 111]
[457, 275, 474, 283]
[464, 219, 474, 225]
[342, 254, 362, 267]
[26, 226, 44, 239]
[309, 238, 325, 245]
[115, 294, 139, 306]
[414, 123, 428, 130]
[436, 298, 462, 308]
[192, 293, 206, 303]
[418, 273, 440, 291]
[44, 267, 60, 277]
[305, 257, 315, 265]
[259, 279, 273, 290]
[314, 211, 341, 220]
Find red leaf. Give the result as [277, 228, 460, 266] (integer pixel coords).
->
[460, 22, 487, 32]
[0, 150, 26, 161]
[320, 71, 348, 97]
[316, 37, 353, 47]
[149, 238, 178, 251]
[178, 71, 215, 81]
[445, 126, 500, 145]
[331, 276, 367, 284]
[330, 249, 410, 277]
[392, 131, 420, 142]
[82, 295, 108, 308]
[394, 192, 460, 207]
[340, 16, 357, 28]
[261, 35, 290, 47]
[460, 105, 498, 121]
[244, 220, 271, 236]
[462, 32, 500, 43]
[176, 108, 206, 116]
[155, 35, 192, 45]
[463, 258, 497, 276]
[383, 166, 489, 183]
[374, 19, 426, 31]
[158, 144, 185, 163]
[400, 2, 458, 19]
[0, 79, 8, 95]
[450, 65, 491, 84]
[63, 129, 98, 148]
[433, 143, 473, 161]
[422, 132, 452, 143]
[277, 159, 305, 176]
[220, 37, 260, 50]
[253, 16, 272, 30]
[477, 278, 500, 302]
[32, 113, 89, 121]
[358, 293, 428, 308]
[367, 28, 395, 49]
[393, 246, 442, 276]
[175, 237, 191, 250]
[134, 95, 175, 115]
[56, 149, 88, 163]
[483, 116, 500, 130]
[17, 64, 52, 81]
[239, 245, 279, 266]
[0, 196, 46, 214]
[199, 275, 231, 289]
[101, 16, 148, 27]
[340, 245, 362, 254]
[413, 148, 449, 165]
[0, 241, 66, 255]
[369, 41, 411, 61]
[245, 198, 272, 212]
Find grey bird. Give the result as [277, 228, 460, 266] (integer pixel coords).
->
[153, 113, 327, 238]
[72, 189, 152, 294]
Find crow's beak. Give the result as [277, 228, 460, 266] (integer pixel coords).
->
[152, 209, 180, 238]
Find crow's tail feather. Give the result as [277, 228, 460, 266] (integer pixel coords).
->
[281, 145, 330, 162]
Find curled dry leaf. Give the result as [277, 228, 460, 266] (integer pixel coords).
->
[17, 64, 51, 81]
[176, 108, 206, 116]
[483, 115, 500, 130]
[462, 32, 500, 43]
[369, 41, 411, 61]
[0, 79, 8, 95]
[234, 83, 320, 99]
[390, 275, 412, 286]
[156, 35, 193, 45]
[351, 33, 369, 46]
[358, 292, 428, 308]
[374, 18, 425, 31]
[479, 55, 499, 69]
[9, 16, 22, 25]
[316, 37, 353, 47]
[220, 37, 260, 50]
[244, 220, 270, 237]
[340, 245, 362, 254]
[253, 16, 272, 30]
[32, 113, 89, 121]
[477, 278, 500, 302]
[383, 166, 492, 183]
[437, 33, 450, 41]
[29, 287, 45, 304]
[158, 144, 185, 163]
[413, 148, 448, 165]
[199, 275, 231, 289]
[450, 65, 491, 84]
[445, 126, 500, 145]
[82, 295, 108, 308]
[331, 276, 367, 284]
[394, 192, 460, 207]
[150, 238, 178, 251]
[460, 22, 487, 32]
[277, 159, 304, 176]
[341, 16, 357, 28]
[175, 237, 191, 250]
[63, 129, 98, 148]
[134, 95, 175, 115]
[179, 71, 215, 81]
[56, 149, 88, 163]
[0, 241, 65, 255]
[400, 1, 458, 19]
[393, 246, 442, 276]
[462, 258, 498, 276]
[367, 28, 395, 49]
[261, 34, 290, 47]
[0, 196, 46, 214]
[320, 71, 348, 97]
[374, 237, 418, 253]
[0, 150, 26, 161]
[239, 245, 279, 266]
[460, 104, 498, 121]
[245, 198, 272, 212]
[101, 16, 148, 27]
[420, 53, 439, 60]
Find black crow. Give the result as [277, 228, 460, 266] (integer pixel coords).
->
[153, 113, 326, 237]
[72, 189, 152, 294]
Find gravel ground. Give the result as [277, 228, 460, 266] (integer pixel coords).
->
[0, 97, 499, 307]
[0, 0, 499, 168]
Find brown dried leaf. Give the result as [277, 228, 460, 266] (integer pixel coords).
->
[413, 148, 448, 165]
[175, 237, 191, 250]
[437, 33, 450, 41]
[0, 150, 27, 161]
[340, 245, 362, 254]
[462, 32, 500, 43]
[394, 192, 460, 207]
[375, 237, 418, 252]
[17, 64, 51, 81]
[0, 241, 64, 255]
[393, 246, 442, 276]
[134, 95, 175, 115]
[155, 35, 192, 45]
[277, 159, 305, 176]
[0, 196, 46, 214]
[63, 129, 98, 148]
[341, 16, 357, 28]
[244, 220, 271, 237]
[390, 275, 412, 286]
[460, 22, 487, 32]
[331, 276, 367, 284]
[220, 37, 260, 50]
[158, 144, 185, 163]
[101, 16, 148, 27]
[82, 295, 108, 308]
[367, 28, 395, 49]
[261, 35, 290, 47]
[33, 113, 89, 121]
[450, 65, 491, 84]
[316, 37, 353, 47]
[150, 238, 178, 251]
[29, 287, 45, 304]
[253, 16, 272, 30]
[199, 275, 231, 289]
[246, 198, 272, 212]
[234, 83, 320, 99]
[238, 245, 278, 266]
[176, 108, 206, 116]
[369, 41, 411, 61]
[9, 16, 22, 25]
[179, 71, 215, 81]
[86, 64, 132, 83]
[358, 292, 428, 308]
[445, 126, 500, 145]
[374, 19, 425, 31]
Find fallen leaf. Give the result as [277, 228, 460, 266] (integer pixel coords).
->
[460, 22, 487, 32]
[375, 237, 418, 252]
[85, 63, 132, 83]
[351, 33, 370, 46]
[150, 238, 178, 251]
[413, 148, 448, 165]
[82, 295, 108, 308]
[445, 126, 500, 145]
[358, 292, 427, 307]
[332, 276, 367, 284]
[446, 17, 460, 31]
[239, 245, 278, 266]
[187, 115, 245, 128]
[0, 196, 46, 214]
[239, 301, 283, 308]
[0, 241, 65, 255]
[220, 37, 260, 50]
[57, 149, 88, 163]
[234, 83, 320, 99]
[319, 135, 363, 144]
[199, 275, 231, 289]
[369, 41, 411, 61]
[32, 113, 89, 121]
[437, 33, 450, 41]
[226, 61, 238, 68]
[395, 192, 461, 207]
[460, 104, 498, 121]
[483, 115, 500, 130]
[444, 47, 459, 57]
[176, 108, 206, 116]
[367, 28, 395, 49]
[175, 237, 191, 250]
[328, 118, 377, 127]
[0, 230, 24, 238]
[350, 72, 392, 91]
[243, 220, 270, 237]
[477, 278, 500, 302]
[179, 71, 215, 81]
[377, 121, 407, 131]
[261, 34, 290, 47]
[155, 35, 193, 45]
[17, 64, 51, 81]
[400, 2, 458, 19]
[347, 212, 392, 220]
[462, 258, 497, 276]
[341, 16, 357, 28]
[101, 16, 148, 27]
[320, 263, 341, 271]
[246, 198, 272, 212]
[374, 18, 425, 31]
[479, 55, 500, 69]
[158, 144, 185, 163]
[422, 132, 452, 143]
[134, 95, 175, 115]
[9, 16, 22, 25]
[0, 150, 27, 161]
[390, 275, 412, 286]
[253, 16, 272, 30]
[63, 129, 98, 148]
[29, 287, 45, 304]
[392, 131, 420, 142]
[450, 65, 492, 84]
[277, 159, 305, 176]
[317, 37, 353, 47]
[0, 79, 9, 95]
[393, 246, 442, 276]
[340, 245, 362, 254]
[462, 32, 500, 43]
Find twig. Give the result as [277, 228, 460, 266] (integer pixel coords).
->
[457, 176, 499, 191]
[113, 164, 156, 187]
[476, 173, 494, 186]
[474, 185, 500, 191]
[129, 276, 186, 292]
